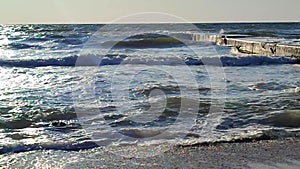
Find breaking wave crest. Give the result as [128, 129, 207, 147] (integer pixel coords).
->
[0, 55, 297, 67]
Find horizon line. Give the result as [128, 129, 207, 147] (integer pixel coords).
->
[1, 20, 300, 25]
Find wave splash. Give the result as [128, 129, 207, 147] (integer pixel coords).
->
[0, 55, 297, 67]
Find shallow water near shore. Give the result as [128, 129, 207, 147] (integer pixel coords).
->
[0, 23, 300, 155]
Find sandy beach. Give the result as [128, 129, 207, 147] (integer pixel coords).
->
[1, 138, 299, 169]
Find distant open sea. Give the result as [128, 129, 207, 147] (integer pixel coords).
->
[0, 23, 299, 154]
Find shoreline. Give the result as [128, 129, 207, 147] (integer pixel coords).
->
[1, 138, 300, 168]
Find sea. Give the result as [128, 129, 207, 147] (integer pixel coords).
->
[0, 23, 299, 154]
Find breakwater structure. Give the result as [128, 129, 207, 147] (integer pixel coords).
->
[191, 33, 300, 60]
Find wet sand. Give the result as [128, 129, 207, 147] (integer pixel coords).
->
[1, 138, 300, 169]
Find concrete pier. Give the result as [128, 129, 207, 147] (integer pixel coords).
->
[191, 34, 300, 60]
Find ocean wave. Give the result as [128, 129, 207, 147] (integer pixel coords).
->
[101, 37, 184, 48]
[0, 56, 78, 67]
[0, 128, 299, 155]
[265, 110, 300, 128]
[0, 107, 77, 129]
[0, 55, 297, 67]
[7, 42, 44, 50]
[0, 140, 99, 155]
[180, 129, 300, 147]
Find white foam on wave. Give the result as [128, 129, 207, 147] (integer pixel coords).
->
[0, 54, 297, 67]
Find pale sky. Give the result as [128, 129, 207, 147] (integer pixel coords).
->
[0, 0, 299, 23]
